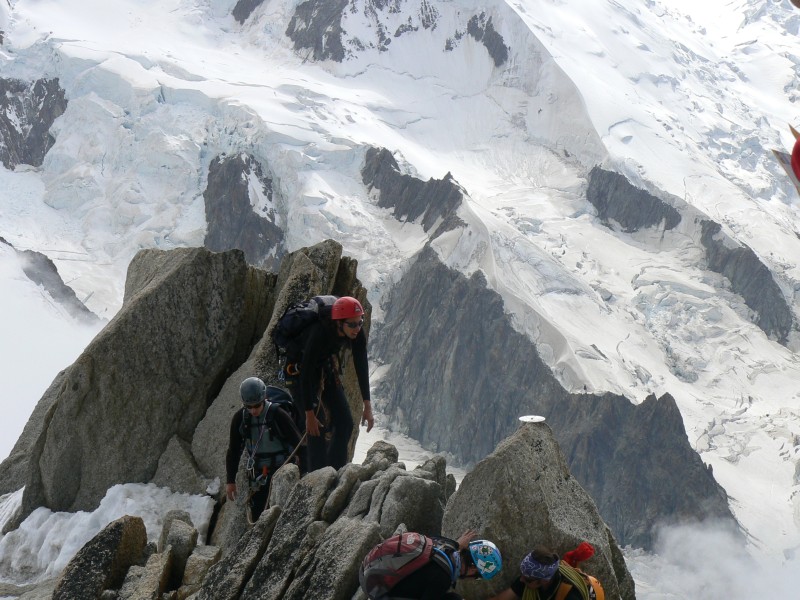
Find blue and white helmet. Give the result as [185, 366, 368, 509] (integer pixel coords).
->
[468, 539, 502, 580]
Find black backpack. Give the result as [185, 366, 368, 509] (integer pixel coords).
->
[239, 385, 304, 440]
[267, 385, 304, 433]
[271, 295, 337, 360]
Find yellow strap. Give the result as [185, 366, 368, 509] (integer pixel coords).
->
[587, 576, 605, 600]
[555, 582, 573, 600]
[521, 582, 571, 600]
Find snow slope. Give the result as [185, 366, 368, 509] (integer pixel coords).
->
[1, 0, 800, 595]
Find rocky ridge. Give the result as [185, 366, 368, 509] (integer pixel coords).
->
[24, 425, 635, 600]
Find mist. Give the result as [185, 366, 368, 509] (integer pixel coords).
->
[0, 246, 103, 461]
[625, 521, 798, 598]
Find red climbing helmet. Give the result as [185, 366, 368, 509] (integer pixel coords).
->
[331, 296, 364, 320]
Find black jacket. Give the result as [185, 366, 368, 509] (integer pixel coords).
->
[387, 561, 460, 600]
[295, 320, 370, 412]
[225, 405, 302, 484]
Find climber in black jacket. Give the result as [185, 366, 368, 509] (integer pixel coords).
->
[283, 296, 373, 472]
[225, 377, 302, 522]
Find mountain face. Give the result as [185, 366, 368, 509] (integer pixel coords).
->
[362, 146, 466, 236]
[587, 167, 796, 345]
[0, 237, 100, 325]
[204, 153, 284, 270]
[0, 244, 638, 600]
[0, 77, 66, 169]
[372, 245, 734, 549]
[2, 0, 800, 561]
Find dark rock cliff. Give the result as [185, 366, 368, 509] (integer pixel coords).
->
[362, 146, 466, 237]
[16, 249, 99, 324]
[372, 245, 735, 549]
[285, 0, 349, 62]
[700, 220, 794, 343]
[586, 166, 681, 232]
[466, 13, 508, 66]
[285, 1, 509, 66]
[232, 0, 265, 23]
[545, 392, 734, 549]
[0, 237, 100, 325]
[203, 153, 284, 271]
[0, 77, 67, 169]
[587, 166, 797, 345]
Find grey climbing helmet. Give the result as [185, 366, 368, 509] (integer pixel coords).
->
[240, 377, 267, 407]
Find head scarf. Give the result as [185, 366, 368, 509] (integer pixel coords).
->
[562, 542, 594, 568]
[520, 552, 559, 580]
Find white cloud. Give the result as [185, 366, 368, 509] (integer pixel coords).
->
[0, 247, 102, 462]
[626, 521, 800, 599]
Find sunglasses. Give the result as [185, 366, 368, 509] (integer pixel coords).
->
[343, 319, 364, 329]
